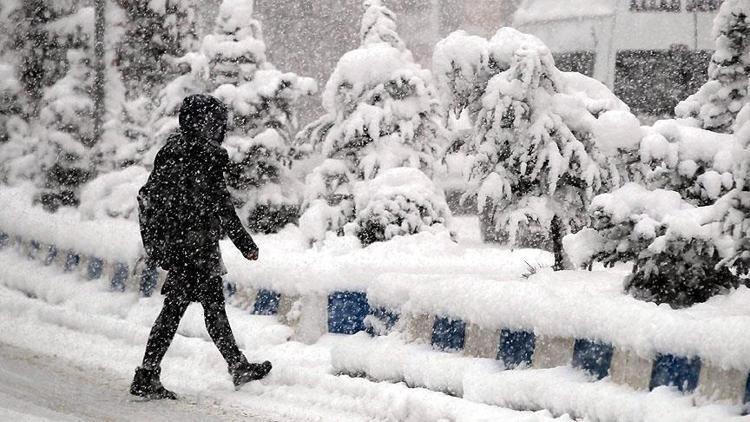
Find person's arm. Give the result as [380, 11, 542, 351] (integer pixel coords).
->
[213, 150, 259, 259]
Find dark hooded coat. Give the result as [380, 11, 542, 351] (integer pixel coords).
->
[143, 94, 257, 302]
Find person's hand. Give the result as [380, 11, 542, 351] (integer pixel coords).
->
[244, 248, 259, 261]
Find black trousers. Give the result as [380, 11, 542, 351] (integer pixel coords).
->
[141, 277, 244, 370]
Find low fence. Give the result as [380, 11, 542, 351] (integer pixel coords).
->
[1, 221, 748, 415]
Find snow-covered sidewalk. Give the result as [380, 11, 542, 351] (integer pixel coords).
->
[0, 248, 567, 422]
[0, 342, 276, 422]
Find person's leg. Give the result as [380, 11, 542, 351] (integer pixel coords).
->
[201, 292, 244, 368]
[201, 276, 272, 387]
[141, 294, 190, 370]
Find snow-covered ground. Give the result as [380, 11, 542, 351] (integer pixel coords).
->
[0, 243, 569, 422]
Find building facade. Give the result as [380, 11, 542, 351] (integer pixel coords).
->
[514, 0, 723, 118]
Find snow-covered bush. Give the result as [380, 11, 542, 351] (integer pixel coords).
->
[297, 0, 449, 245]
[354, 168, 453, 246]
[446, 28, 640, 268]
[78, 165, 149, 220]
[36, 49, 95, 210]
[145, 0, 315, 232]
[223, 129, 303, 233]
[207, 0, 316, 233]
[0, 63, 22, 144]
[115, 0, 199, 98]
[298, 159, 356, 244]
[565, 117, 750, 307]
[639, 120, 744, 205]
[566, 181, 746, 307]
[676, 0, 750, 133]
[433, 30, 504, 127]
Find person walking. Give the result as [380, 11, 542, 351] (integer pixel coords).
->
[131, 94, 272, 400]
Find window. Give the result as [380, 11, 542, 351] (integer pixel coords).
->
[553, 51, 596, 77]
[686, 0, 723, 12]
[614, 47, 711, 117]
[630, 0, 682, 12]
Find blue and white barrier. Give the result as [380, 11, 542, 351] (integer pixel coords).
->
[1, 224, 749, 413]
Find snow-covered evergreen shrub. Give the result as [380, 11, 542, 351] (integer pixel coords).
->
[0, 62, 35, 185]
[297, 0, 449, 245]
[639, 120, 744, 206]
[354, 167, 453, 246]
[564, 3, 750, 305]
[566, 121, 750, 307]
[115, 0, 199, 98]
[720, 157, 750, 275]
[452, 28, 639, 268]
[0, 63, 22, 144]
[298, 159, 356, 244]
[565, 182, 745, 308]
[206, 0, 316, 233]
[36, 49, 95, 210]
[676, 0, 750, 133]
[145, 0, 315, 232]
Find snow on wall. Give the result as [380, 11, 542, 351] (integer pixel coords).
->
[513, 0, 616, 25]
[0, 185, 142, 262]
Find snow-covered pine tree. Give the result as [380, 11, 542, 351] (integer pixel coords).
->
[565, 104, 749, 308]
[115, 0, 199, 99]
[0, 62, 34, 185]
[297, 0, 451, 246]
[464, 28, 641, 269]
[676, 0, 750, 133]
[36, 49, 96, 210]
[0, 63, 22, 144]
[200, 0, 316, 233]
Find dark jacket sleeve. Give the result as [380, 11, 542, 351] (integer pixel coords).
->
[212, 149, 258, 255]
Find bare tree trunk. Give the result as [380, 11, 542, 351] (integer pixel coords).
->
[551, 214, 566, 271]
[92, 0, 107, 146]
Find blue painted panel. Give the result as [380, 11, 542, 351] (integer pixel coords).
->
[64, 252, 80, 272]
[43, 244, 57, 266]
[0, 231, 8, 249]
[87, 257, 104, 280]
[223, 279, 237, 299]
[366, 307, 399, 336]
[649, 354, 702, 393]
[431, 316, 466, 352]
[572, 338, 614, 380]
[28, 240, 40, 259]
[498, 329, 536, 369]
[744, 372, 750, 405]
[328, 291, 369, 334]
[139, 261, 158, 297]
[253, 289, 281, 316]
[110, 262, 128, 292]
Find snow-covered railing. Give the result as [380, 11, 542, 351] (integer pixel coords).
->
[0, 186, 748, 414]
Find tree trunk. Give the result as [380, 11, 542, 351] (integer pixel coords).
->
[92, 0, 107, 146]
[551, 214, 567, 271]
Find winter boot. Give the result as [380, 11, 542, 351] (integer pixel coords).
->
[230, 358, 272, 388]
[129, 367, 177, 400]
